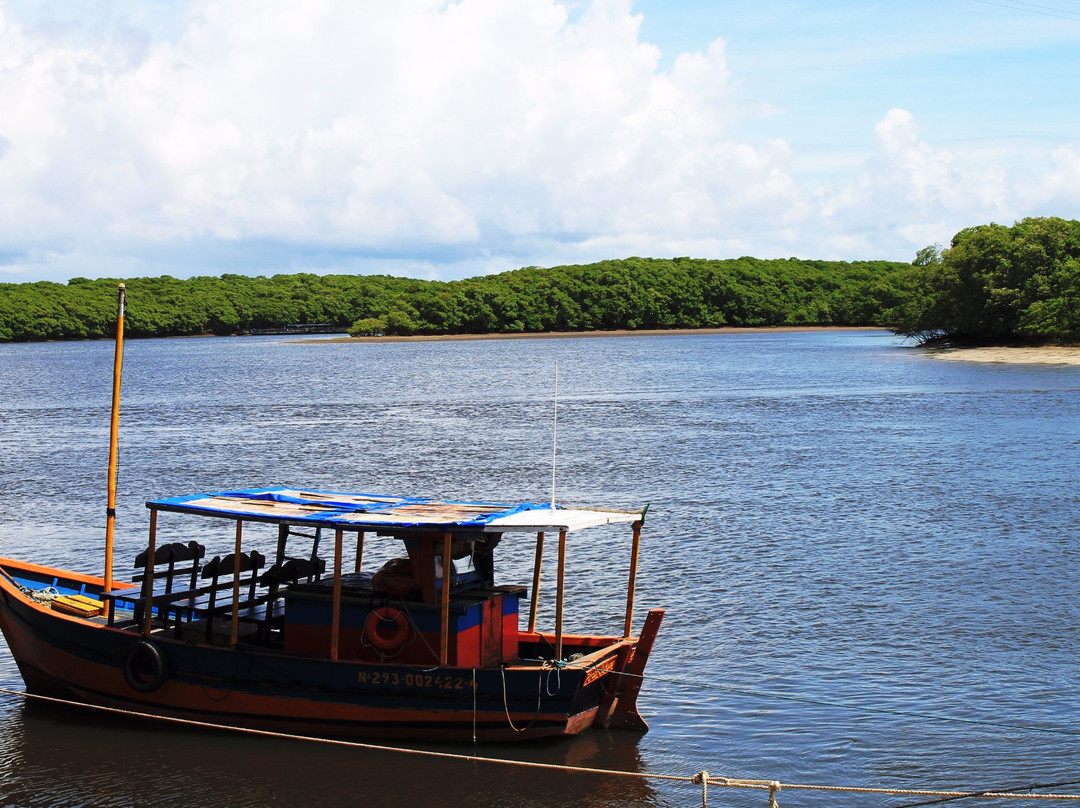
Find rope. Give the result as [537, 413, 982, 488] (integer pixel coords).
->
[1, 685, 1078, 806]
[26, 586, 60, 603]
[544, 658, 565, 696]
[894, 780, 1080, 808]
[499, 663, 544, 732]
[703, 775, 1080, 802]
[692, 770, 709, 807]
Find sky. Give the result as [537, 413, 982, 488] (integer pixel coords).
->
[0, 0, 1078, 284]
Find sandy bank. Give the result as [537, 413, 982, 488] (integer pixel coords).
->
[923, 346, 1080, 365]
[314, 326, 881, 344]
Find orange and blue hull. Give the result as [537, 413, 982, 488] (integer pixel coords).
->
[0, 557, 662, 742]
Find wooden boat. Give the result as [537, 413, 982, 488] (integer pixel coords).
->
[0, 287, 663, 742]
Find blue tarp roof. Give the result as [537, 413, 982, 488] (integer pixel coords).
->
[147, 488, 642, 533]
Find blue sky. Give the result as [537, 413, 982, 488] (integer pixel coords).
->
[1, 0, 1077, 283]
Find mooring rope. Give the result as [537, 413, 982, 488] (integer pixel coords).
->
[1, 685, 1079, 807]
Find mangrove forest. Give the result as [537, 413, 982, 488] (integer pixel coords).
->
[0, 256, 909, 342]
[2, 217, 1077, 344]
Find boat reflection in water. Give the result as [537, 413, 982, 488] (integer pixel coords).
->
[3, 691, 658, 808]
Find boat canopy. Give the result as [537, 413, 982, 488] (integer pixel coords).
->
[147, 488, 643, 533]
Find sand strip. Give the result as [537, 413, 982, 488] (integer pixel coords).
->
[923, 346, 1080, 365]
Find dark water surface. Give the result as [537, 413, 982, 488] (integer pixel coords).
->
[0, 330, 1078, 807]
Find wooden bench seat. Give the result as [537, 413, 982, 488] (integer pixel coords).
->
[105, 550, 326, 646]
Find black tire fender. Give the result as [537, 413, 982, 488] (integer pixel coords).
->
[122, 639, 168, 693]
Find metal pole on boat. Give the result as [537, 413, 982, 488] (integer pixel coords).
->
[622, 520, 643, 638]
[527, 531, 544, 634]
[104, 283, 126, 594]
[554, 528, 567, 661]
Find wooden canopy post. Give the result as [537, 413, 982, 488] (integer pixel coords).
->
[622, 521, 643, 638]
[554, 528, 567, 661]
[141, 507, 157, 637]
[230, 520, 243, 646]
[104, 283, 125, 594]
[275, 523, 289, 564]
[330, 527, 343, 661]
[528, 531, 545, 634]
[354, 530, 365, 573]
[440, 532, 452, 665]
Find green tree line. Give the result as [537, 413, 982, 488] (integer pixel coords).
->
[0, 257, 911, 342]
[890, 217, 1080, 344]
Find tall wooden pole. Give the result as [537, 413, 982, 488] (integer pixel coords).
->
[104, 283, 126, 594]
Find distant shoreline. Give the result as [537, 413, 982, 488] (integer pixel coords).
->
[312, 325, 883, 344]
[305, 327, 1080, 365]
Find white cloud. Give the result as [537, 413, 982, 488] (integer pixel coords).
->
[0, 0, 1076, 281]
[806, 108, 1079, 259]
[1039, 145, 1080, 212]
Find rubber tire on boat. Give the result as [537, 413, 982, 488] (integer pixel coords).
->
[365, 606, 409, 654]
[123, 640, 168, 693]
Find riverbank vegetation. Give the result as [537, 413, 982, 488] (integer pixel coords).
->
[0, 257, 909, 342]
[3, 216, 1077, 344]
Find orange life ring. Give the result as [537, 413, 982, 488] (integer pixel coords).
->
[364, 606, 409, 654]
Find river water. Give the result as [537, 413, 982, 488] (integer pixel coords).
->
[0, 329, 1077, 808]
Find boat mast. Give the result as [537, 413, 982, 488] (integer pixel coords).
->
[104, 283, 126, 593]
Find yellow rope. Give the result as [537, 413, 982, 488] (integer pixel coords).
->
[2, 685, 1079, 805]
[706, 776, 1080, 801]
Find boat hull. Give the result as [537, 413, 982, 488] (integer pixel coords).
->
[0, 558, 662, 743]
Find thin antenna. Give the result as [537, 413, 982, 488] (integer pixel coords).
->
[551, 360, 558, 509]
